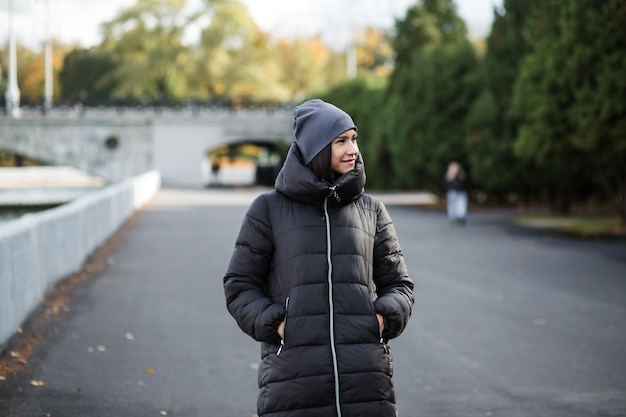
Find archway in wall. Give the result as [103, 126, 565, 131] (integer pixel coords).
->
[203, 139, 290, 188]
[0, 148, 47, 167]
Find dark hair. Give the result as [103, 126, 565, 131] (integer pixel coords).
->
[307, 142, 334, 183]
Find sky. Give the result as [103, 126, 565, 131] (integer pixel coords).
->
[0, 0, 503, 51]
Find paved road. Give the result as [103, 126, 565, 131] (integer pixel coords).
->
[1, 188, 625, 417]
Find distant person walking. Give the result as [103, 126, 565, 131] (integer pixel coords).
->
[444, 161, 468, 225]
[210, 159, 221, 184]
[223, 99, 414, 417]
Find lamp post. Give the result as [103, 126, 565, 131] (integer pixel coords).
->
[43, 0, 53, 113]
[345, 5, 358, 79]
[5, 0, 21, 117]
[346, 30, 357, 79]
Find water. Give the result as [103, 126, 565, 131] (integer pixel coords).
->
[0, 166, 104, 224]
[0, 205, 58, 224]
[0, 186, 102, 205]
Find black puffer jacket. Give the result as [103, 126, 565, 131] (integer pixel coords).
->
[224, 144, 414, 417]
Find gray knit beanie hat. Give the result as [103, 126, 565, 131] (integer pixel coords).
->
[293, 99, 357, 165]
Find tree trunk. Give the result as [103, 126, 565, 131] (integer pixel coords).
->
[617, 181, 626, 226]
[601, 175, 626, 226]
[548, 187, 570, 214]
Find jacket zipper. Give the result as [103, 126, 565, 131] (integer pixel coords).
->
[277, 296, 290, 355]
[324, 190, 342, 417]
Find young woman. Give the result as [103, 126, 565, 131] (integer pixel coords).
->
[223, 99, 414, 417]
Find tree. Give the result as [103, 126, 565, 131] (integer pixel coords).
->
[402, 42, 479, 190]
[18, 40, 72, 106]
[273, 36, 338, 102]
[512, 0, 625, 217]
[562, 0, 626, 223]
[195, 0, 286, 103]
[99, 0, 197, 103]
[465, 0, 539, 203]
[59, 48, 118, 104]
[385, 0, 479, 190]
[355, 27, 394, 79]
[512, 0, 581, 213]
[391, 0, 467, 70]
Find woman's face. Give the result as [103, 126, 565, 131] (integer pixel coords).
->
[331, 129, 359, 175]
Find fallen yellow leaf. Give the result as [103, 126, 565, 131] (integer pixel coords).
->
[145, 367, 155, 375]
[30, 380, 45, 386]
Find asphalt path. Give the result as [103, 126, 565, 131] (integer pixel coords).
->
[1, 187, 625, 417]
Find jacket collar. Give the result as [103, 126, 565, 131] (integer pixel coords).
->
[274, 144, 366, 205]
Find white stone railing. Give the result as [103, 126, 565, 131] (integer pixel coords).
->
[0, 170, 161, 347]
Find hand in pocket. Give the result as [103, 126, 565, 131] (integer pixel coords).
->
[277, 320, 285, 338]
[376, 314, 384, 335]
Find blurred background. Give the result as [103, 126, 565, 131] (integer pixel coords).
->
[0, 0, 625, 232]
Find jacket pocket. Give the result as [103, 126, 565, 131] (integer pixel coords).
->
[366, 307, 382, 342]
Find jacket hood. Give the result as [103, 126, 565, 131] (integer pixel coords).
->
[274, 143, 366, 205]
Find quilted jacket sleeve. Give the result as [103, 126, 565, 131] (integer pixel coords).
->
[223, 194, 284, 345]
[372, 200, 414, 341]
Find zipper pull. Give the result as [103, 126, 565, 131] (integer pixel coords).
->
[277, 340, 284, 356]
[328, 186, 341, 203]
[380, 338, 390, 354]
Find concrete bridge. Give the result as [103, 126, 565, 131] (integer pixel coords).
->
[0, 107, 296, 347]
[0, 106, 294, 187]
